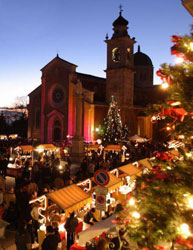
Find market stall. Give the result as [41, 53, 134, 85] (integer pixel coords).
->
[91, 172, 123, 217]
[36, 144, 58, 151]
[29, 184, 93, 250]
[7, 145, 33, 177]
[138, 158, 152, 168]
[92, 172, 123, 194]
[34, 144, 60, 164]
[35, 144, 59, 156]
[14, 145, 33, 154]
[47, 184, 92, 216]
[13, 144, 33, 161]
[103, 145, 121, 159]
[117, 163, 143, 197]
[138, 158, 152, 173]
[118, 163, 142, 183]
[86, 144, 100, 152]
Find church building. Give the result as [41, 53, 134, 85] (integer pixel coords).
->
[27, 11, 165, 144]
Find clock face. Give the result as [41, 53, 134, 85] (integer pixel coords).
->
[52, 88, 64, 104]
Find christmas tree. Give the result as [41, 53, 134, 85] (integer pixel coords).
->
[102, 96, 129, 145]
[116, 31, 193, 249]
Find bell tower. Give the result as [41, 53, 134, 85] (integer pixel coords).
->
[105, 9, 135, 114]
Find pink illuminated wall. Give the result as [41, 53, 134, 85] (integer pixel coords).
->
[68, 83, 76, 137]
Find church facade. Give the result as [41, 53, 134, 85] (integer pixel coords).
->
[27, 11, 165, 144]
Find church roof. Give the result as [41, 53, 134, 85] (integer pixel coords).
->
[113, 12, 128, 26]
[77, 72, 105, 82]
[28, 84, 41, 97]
[41, 54, 77, 71]
[134, 46, 153, 66]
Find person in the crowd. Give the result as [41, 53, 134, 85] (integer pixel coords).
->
[30, 202, 40, 241]
[83, 208, 98, 225]
[0, 188, 4, 206]
[64, 211, 78, 250]
[15, 221, 32, 250]
[51, 221, 61, 243]
[114, 202, 123, 213]
[4, 187, 16, 209]
[41, 225, 59, 250]
[96, 238, 109, 250]
[3, 201, 17, 229]
[15, 184, 30, 221]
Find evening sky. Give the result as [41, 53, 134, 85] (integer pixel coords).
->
[0, 0, 192, 107]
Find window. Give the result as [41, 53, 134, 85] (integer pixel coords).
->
[127, 48, 131, 60]
[112, 48, 120, 62]
[35, 109, 40, 129]
[52, 87, 64, 104]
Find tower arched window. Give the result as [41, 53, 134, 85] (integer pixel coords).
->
[112, 48, 120, 62]
[127, 48, 131, 60]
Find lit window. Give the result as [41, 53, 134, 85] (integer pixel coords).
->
[112, 48, 120, 62]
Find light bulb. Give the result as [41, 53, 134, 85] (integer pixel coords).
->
[129, 198, 135, 206]
[180, 223, 191, 238]
[187, 197, 193, 208]
[186, 153, 192, 158]
[190, 42, 193, 50]
[132, 211, 140, 219]
[175, 57, 184, 64]
[178, 135, 185, 139]
[161, 82, 169, 89]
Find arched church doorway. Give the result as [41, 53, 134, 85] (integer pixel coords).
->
[53, 119, 61, 141]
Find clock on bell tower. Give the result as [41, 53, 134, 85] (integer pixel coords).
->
[105, 9, 135, 108]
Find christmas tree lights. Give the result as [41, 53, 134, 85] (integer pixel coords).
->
[116, 30, 193, 249]
[102, 96, 129, 145]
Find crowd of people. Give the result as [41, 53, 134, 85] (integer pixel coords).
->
[0, 136, 169, 250]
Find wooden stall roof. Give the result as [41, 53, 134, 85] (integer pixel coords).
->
[138, 158, 152, 169]
[16, 145, 33, 152]
[47, 184, 92, 215]
[118, 164, 142, 178]
[104, 145, 121, 152]
[36, 144, 58, 150]
[87, 144, 100, 151]
[92, 172, 123, 193]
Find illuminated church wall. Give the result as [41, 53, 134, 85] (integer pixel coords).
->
[27, 12, 165, 144]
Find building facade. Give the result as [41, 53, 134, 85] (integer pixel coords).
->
[28, 11, 165, 144]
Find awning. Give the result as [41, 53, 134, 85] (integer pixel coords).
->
[86, 144, 99, 151]
[104, 145, 121, 152]
[47, 184, 92, 215]
[118, 164, 142, 181]
[15, 145, 33, 152]
[36, 144, 58, 150]
[92, 172, 123, 193]
[138, 158, 152, 169]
